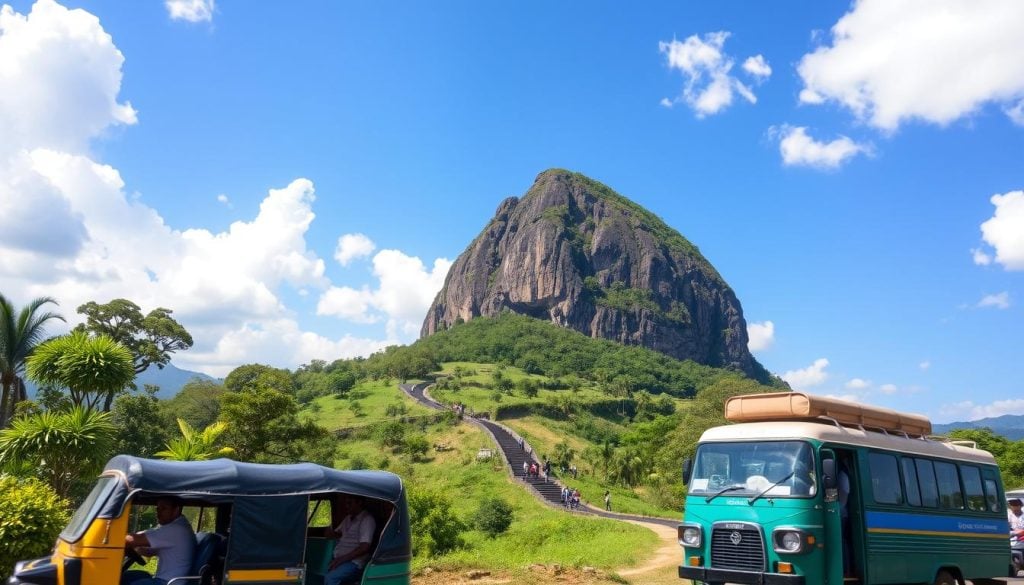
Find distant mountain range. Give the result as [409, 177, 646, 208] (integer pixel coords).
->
[933, 415, 1024, 441]
[26, 362, 216, 401]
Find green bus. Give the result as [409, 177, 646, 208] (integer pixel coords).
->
[677, 392, 1010, 585]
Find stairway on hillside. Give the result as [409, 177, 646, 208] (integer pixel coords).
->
[400, 383, 678, 528]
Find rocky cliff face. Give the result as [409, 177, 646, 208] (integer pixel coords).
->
[422, 169, 765, 379]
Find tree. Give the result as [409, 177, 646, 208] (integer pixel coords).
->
[473, 497, 513, 537]
[218, 386, 333, 464]
[224, 364, 294, 394]
[75, 299, 193, 377]
[111, 389, 170, 458]
[26, 331, 135, 411]
[408, 489, 465, 556]
[163, 379, 224, 431]
[156, 418, 234, 461]
[0, 294, 64, 428]
[0, 406, 116, 498]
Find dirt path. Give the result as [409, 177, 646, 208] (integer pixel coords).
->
[617, 520, 678, 577]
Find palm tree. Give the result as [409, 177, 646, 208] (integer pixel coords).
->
[0, 294, 64, 428]
[156, 418, 235, 461]
[26, 332, 135, 411]
[0, 406, 115, 498]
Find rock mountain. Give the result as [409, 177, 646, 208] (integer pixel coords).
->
[422, 169, 770, 381]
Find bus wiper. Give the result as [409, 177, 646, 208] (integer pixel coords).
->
[704, 485, 746, 503]
[748, 472, 795, 505]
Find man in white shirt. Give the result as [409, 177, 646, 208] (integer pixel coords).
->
[123, 497, 195, 585]
[325, 496, 377, 585]
[1010, 498, 1024, 576]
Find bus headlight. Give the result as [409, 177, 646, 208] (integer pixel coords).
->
[772, 528, 808, 553]
[678, 524, 702, 547]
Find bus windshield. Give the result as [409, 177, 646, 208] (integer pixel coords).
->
[690, 441, 816, 498]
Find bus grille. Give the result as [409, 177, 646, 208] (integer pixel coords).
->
[710, 525, 765, 571]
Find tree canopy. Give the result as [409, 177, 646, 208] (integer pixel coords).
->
[75, 298, 193, 376]
[0, 294, 64, 428]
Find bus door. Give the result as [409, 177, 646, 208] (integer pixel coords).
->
[821, 449, 844, 584]
[835, 448, 864, 584]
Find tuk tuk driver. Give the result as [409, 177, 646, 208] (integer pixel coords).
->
[325, 495, 376, 585]
[123, 496, 196, 585]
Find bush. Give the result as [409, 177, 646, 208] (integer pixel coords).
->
[408, 490, 465, 557]
[473, 497, 514, 538]
[0, 476, 70, 580]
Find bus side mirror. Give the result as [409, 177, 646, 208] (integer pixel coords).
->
[822, 457, 837, 490]
[682, 458, 692, 484]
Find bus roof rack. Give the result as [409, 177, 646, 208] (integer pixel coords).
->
[725, 392, 932, 437]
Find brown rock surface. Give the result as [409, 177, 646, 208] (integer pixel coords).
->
[422, 169, 765, 379]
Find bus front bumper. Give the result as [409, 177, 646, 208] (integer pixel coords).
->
[678, 566, 804, 584]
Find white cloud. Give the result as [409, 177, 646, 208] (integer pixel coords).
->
[825, 393, 861, 403]
[797, 0, 1024, 130]
[0, 0, 136, 155]
[659, 32, 765, 117]
[978, 190, 1024, 270]
[971, 248, 992, 266]
[940, 398, 1024, 421]
[334, 233, 376, 266]
[782, 358, 830, 389]
[774, 126, 870, 169]
[919, 360, 931, 371]
[165, 0, 214, 23]
[318, 251, 452, 334]
[1006, 100, 1024, 126]
[879, 383, 898, 395]
[845, 378, 870, 390]
[977, 291, 1010, 310]
[742, 55, 772, 79]
[746, 320, 774, 352]
[217, 193, 229, 205]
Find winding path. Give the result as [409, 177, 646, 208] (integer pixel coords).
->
[401, 382, 678, 528]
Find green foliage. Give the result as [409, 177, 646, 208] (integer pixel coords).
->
[164, 379, 224, 431]
[219, 385, 333, 464]
[74, 299, 193, 378]
[408, 489, 466, 556]
[25, 331, 135, 411]
[111, 391, 170, 458]
[377, 420, 406, 449]
[595, 281, 660, 314]
[0, 293, 65, 428]
[0, 475, 71, 581]
[0, 406, 116, 498]
[156, 418, 234, 461]
[473, 497, 514, 538]
[402, 433, 430, 461]
[947, 427, 1024, 488]
[224, 364, 294, 394]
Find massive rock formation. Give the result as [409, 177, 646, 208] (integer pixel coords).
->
[422, 169, 766, 379]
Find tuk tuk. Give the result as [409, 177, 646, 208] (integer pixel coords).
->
[7, 455, 411, 585]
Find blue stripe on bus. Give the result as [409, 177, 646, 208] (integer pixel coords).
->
[865, 511, 1006, 536]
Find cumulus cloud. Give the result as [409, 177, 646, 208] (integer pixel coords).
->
[977, 291, 1010, 310]
[746, 320, 774, 352]
[977, 190, 1024, 270]
[879, 383, 898, 395]
[165, 0, 214, 23]
[797, 0, 1024, 130]
[940, 398, 1024, 421]
[659, 32, 767, 117]
[742, 55, 772, 79]
[773, 126, 870, 169]
[781, 358, 829, 389]
[845, 378, 870, 390]
[971, 248, 992, 266]
[334, 233, 376, 266]
[0, 1, 439, 376]
[317, 250, 452, 337]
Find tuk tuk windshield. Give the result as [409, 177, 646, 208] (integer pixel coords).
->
[61, 475, 118, 543]
[689, 441, 816, 498]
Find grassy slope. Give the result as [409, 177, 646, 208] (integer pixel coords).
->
[430, 362, 683, 519]
[303, 379, 660, 572]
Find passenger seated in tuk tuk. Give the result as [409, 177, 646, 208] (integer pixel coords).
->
[324, 495, 376, 585]
[123, 496, 195, 585]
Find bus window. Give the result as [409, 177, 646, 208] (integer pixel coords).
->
[981, 469, 1001, 513]
[960, 465, 986, 511]
[934, 461, 964, 509]
[869, 452, 902, 504]
[901, 457, 921, 507]
[915, 459, 939, 507]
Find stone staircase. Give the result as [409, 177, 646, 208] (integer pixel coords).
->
[400, 382, 678, 528]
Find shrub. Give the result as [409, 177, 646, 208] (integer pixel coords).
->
[473, 497, 513, 538]
[0, 476, 70, 580]
[408, 490, 465, 556]
[402, 433, 429, 460]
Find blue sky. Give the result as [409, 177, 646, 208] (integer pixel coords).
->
[1, 0, 1022, 422]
